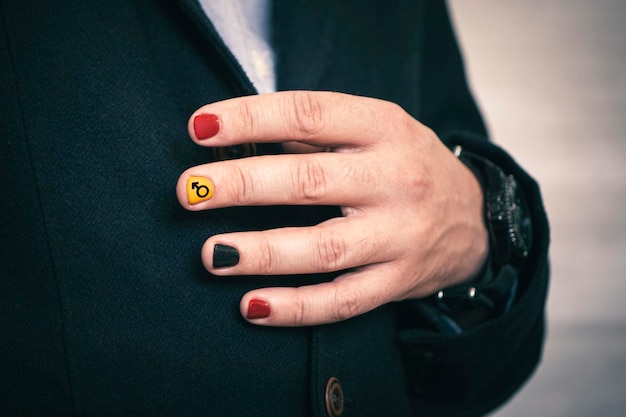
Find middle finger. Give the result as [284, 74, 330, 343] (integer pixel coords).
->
[201, 216, 394, 276]
[176, 152, 383, 210]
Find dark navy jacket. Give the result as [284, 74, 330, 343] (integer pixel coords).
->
[0, 0, 550, 416]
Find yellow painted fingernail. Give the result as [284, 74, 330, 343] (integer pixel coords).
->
[187, 176, 215, 205]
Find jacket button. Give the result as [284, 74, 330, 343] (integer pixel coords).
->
[325, 377, 344, 417]
[213, 143, 257, 160]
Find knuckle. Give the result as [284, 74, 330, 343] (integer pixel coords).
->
[384, 101, 410, 127]
[290, 91, 325, 136]
[237, 100, 259, 139]
[293, 158, 328, 202]
[378, 101, 416, 145]
[403, 166, 430, 192]
[291, 295, 307, 326]
[258, 239, 279, 274]
[229, 165, 255, 205]
[330, 287, 360, 322]
[343, 159, 377, 187]
[387, 101, 407, 118]
[313, 230, 347, 272]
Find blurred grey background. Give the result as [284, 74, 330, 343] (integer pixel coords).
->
[446, 0, 626, 416]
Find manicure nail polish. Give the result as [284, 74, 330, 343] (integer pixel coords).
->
[194, 113, 220, 140]
[247, 299, 271, 319]
[213, 244, 239, 268]
[187, 176, 215, 205]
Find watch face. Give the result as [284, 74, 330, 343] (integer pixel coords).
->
[507, 176, 532, 259]
[488, 172, 532, 266]
[458, 148, 533, 267]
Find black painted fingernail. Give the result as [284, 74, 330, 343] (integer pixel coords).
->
[213, 244, 240, 268]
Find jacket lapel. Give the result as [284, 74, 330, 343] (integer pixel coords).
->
[271, 0, 335, 91]
[174, 0, 423, 114]
[274, 0, 424, 115]
[176, 0, 333, 93]
[177, 0, 258, 95]
[174, 0, 339, 92]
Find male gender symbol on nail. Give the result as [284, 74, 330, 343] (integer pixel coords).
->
[187, 176, 215, 205]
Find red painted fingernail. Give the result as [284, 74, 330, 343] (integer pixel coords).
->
[193, 113, 220, 140]
[247, 299, 271, 319]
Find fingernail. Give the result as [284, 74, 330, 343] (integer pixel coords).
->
[213, 244, 240, 268]
[247, 298, 271, 319]
[187, 176, 215, 205]
[194, 113, 220, 140]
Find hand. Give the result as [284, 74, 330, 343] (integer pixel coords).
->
[176, 91, 488, 326]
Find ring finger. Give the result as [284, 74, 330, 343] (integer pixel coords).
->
[202, 216, 395, 276]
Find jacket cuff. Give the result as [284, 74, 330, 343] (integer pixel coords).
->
[395, 131, 550, 415]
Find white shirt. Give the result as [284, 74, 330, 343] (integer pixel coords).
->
[198, 0, 276, 94]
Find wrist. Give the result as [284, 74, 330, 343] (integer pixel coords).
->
[430, 144, 532, 330]
[452, 158, 490, 286]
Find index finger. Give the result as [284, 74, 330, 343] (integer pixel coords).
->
[188, 91, 408, 148]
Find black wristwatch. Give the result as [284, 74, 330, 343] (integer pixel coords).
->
[433, 145, 533, 322]
[455, 145, 533, 269]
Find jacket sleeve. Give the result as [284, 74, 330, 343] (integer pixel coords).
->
[396, 1, 551, 415]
